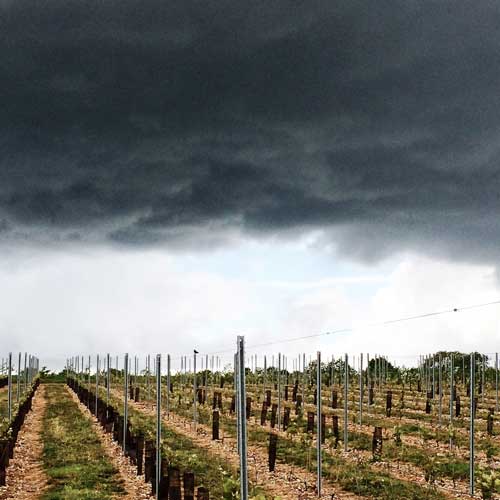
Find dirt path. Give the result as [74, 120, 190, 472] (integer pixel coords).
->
[0, 385, 48, 500]
[66, 385, 153, 500]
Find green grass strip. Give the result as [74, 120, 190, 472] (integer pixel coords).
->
[41, 384, 126, 500]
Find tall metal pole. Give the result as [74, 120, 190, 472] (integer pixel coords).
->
[156, 354, 162, 500]
[277, 353, 282, 431]
[302, 353, 306, 406]
[438, 353, 442, 425]
[17, 352, 21, 404]
[236, 336, 248, 500]
[469, 353, 475, 496]
[366, 353, 370, 414]
[316, 351, 322, 497]
[496, 352, 499, 413]
[24, 352, 27, 393]
[344, 353, 348, 451]
[147, 354, 151, 403]
[449, 353, 454, 425]
[166, 354, 171, 417]
[95, 354, 100, 417]
[123, 353, 129, 451]
[482, 355, 486, 402]
[359, 353, 363, 425]
[193, 350, 197, 427]
[107, 353, 111, 407]
[7, 353, 12, 423]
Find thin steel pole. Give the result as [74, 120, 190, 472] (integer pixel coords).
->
[166, 354, 171, 417]
[469, 353, 475, 496]
[17, 352, 21, 404]
[237, 336, 248, 500]
[24, 352, 27, 393]
[156, 354, 161, 500]
[496, 352, 499, 413]
[95, 354, 99, 417]
[302, 353, 305, 406]
[193, 350, 197, 427]
[438, 353, 442, 425]
[344, 353, 348, 452]
[7, 353, 12, 423]
[366, 353, 370, 413]
[147, 354, 151, 403]
[235, 353, 240, 454]
[123, 353, 129, 451]
[107, 353, 111, 407]
[316, 350, 322, 497]
[359, 353, 363, 425]
[449, 353, 454, 426]
[278, 353, 282, 431]
[482, 355, 485, 402]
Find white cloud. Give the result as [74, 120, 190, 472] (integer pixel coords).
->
[0, 247, 499, 372]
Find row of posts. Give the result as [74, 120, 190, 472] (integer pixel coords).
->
[3, 353, 39, 424]
[67, 349, 491, 498]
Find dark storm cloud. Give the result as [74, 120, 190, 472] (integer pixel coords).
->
[1, 0, 500, 262]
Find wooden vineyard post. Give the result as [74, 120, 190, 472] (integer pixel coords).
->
[470, 352, 475, 496]
[487, 408, 494, 436]
[343, 353, 348, 452]
[455, 395, 461, 417]
[316, 350, 322, 497]
[158, 459, 168, 499]
[307, 411, 315, 433]
[268, 433, 278, 472]
[283, 407, 290, 431]
[236, 336, 248, 500]
[168, 466, 181, 500]
[156, 354, 162, 500]
[295, 395, 302, 415]
[123, 353, 129, 452]
[183, 471, 195, 500]
[425, 395, 431, 414]
[331, 390, 337, 409]
[212, 410, 220, 440]
[332, 415, 339, 448]
[137, 434, 144, 475]
[372, 426, 383, 460]
[246, 396, 252, 420]
[386, 390, 392, 417]
[197, 487, 209, 499]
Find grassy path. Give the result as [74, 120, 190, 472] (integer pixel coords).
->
[40, 384, 127, 500]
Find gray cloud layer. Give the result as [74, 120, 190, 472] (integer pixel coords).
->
[1, 0, 500, 262]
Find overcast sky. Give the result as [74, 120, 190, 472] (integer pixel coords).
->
[1, 1, 500, 370]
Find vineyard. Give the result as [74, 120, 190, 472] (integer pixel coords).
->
[1, 344, 500, 499]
